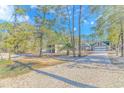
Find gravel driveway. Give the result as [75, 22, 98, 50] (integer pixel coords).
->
[0, 48, 124, 88]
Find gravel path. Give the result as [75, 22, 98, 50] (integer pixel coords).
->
[0, 48, 124, 88]
[55, 51, 111, 64]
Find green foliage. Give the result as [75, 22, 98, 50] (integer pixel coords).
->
[0, 22, 35, 53]
[16, 8, 25, 15]
[90, 6, 124, 43]
[60, 42, 73, 51]
[108, 25, 120, 45]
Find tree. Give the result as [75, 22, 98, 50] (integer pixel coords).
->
[72, 6, 76, 57]
[34, 6, 54, 57]
[90, 5, 124, 56]
[78, 5, 82, 57]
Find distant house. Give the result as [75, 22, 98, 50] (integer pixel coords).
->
[47, 45, 55, 53]
[81, 41, 109, 51]
[81, 44, 91, 51]
[44, 44, 64, 54]
[93, 41, 109, 51]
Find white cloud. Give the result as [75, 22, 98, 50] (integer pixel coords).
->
[0, 5, 31, 23]
[0, 5, 14, 21]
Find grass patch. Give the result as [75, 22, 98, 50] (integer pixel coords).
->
[0, 57, 65, 79]
[0, 60, 12, 66]
[15, 57, 65, 69]
[0, 60, 30, 79]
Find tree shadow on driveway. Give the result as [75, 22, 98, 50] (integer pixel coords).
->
[33, 69, 97, 88]
[13, 61, 97, 88]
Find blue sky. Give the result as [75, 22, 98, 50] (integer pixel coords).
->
[0, 5, 98, 35]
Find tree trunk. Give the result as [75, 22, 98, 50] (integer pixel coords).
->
[78, 5, 82, 57]
[39, 12, 45, 57]
[66, 49, 69, 56]
[66, 6, 73, 45]
[120, 19, 124, 57]
[8, 50, 11, 60]
[39, 35, 43, 57]
[116, 44, 119, 56]
[72, 6, 76, 57]
[116, 34, 120, 56]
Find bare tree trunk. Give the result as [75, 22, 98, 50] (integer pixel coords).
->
[13, 6, 18, 54]
[65, 6, 72, 56]
[39, 12, 46, 57]
[116, 34, 121, 56]
[66, 49, 69, 55]
[120, 19, 124, 57]
[78, 5, 82, 57]
[39, 35, 43, 57]
[116, 44, 119, 56]
[66, 6, 73, 45]
[8, 49, 11, 60]
[72, 6, 76, 57]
